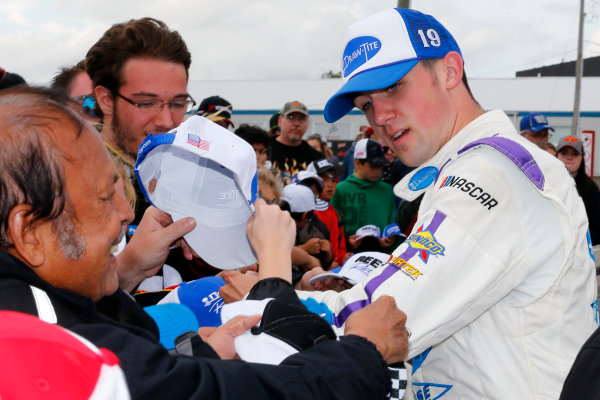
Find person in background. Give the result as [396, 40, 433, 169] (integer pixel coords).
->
[280, 184, 333, 276]
[520, 112, 554, 144]
[50, 61, 100, 124]
[269, 101, 323, 184]
[340, 128, 367, 181]
[196, 95, 235, 130]
[538, 141, 557, 157]
[307, 134, 341, 171]
[268, 111, 281, 137]
[556, 136, 600, 245]
[331, 138, 394, 250]
[307, 159, 348, 266]
[257, 168, 282, 205]
[0, 68, 26, 91]
[235, 124, 271, 169]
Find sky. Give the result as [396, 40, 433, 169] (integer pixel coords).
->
[2, 0, 600, 85]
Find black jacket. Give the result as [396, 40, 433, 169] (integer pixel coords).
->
[0, 251, 390, 399]
[560, 325, 600, 399]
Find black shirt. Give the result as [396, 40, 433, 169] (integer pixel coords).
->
[269, 138, 324, 184]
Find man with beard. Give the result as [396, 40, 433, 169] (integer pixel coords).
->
[269, 101, 323, 184]
[85, 17, 194, 227]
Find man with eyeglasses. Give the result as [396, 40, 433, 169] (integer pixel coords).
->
[85, 17, 194, 227]
[519, 112, 555, 144]
[269, 101, 324, 184]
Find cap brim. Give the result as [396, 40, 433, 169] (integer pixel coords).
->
[324, 60, 419, 123]
[368, 156, 390, 168]
[171, 210, 257, 270]
[309, 272, 355, 286]
[529, 125, 554, 133]
[557, 143, 582, 153]
[143, 304, 199, 350]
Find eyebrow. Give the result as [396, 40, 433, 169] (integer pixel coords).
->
[130, 91, 190, 99]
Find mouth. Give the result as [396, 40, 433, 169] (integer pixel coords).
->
[109, 229, 126, 256]
[392, 129, 407, 142]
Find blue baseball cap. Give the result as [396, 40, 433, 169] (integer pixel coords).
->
[383, 223, 403, 239]
[144, 303, 199, 350]
[519, 112, 555, 133]
[324, 8, 461, 123]
[158, 276, 226, 328]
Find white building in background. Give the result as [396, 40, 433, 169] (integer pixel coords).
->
[188, 77, 600, 176]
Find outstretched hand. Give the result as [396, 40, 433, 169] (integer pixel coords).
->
[246, 198, 296, 282]
[344, 296, 409, 364]
[117, 206, 196, 292]
[198, 314, 262, 359]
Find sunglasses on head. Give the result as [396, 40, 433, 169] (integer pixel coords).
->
[0, 68, 6, 84]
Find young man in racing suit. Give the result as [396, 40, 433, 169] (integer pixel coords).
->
[298, 8, 598, 399]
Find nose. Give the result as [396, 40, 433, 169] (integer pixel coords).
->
[153, 104, 177, 131]
[115, 181, 134, 226]
[371, 95, 394, 128]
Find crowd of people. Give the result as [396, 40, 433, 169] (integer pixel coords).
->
[0, 7, 599, 400]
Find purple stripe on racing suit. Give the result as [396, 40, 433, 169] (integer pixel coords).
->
[333, 211, 447, 328]
[457, 136, 545, 190]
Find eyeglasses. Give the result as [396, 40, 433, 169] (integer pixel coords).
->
[284, 113, 308, 122]
[71, 95, 98, 118]
[116, 92, 196, 114]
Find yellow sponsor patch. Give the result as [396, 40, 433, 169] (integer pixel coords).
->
[389, 257, 423, 280]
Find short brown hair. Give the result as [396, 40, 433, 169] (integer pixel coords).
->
[85, 18, 191, 94]
[50, 60, 86, 94]
[420, 58, 475, 101]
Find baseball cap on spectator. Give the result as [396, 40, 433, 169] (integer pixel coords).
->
[282, 100, 309, 117]
[144, 303, 200, 350]
[158, 276, 225, 328]
[383, 223, 404, 239]
[519, 112, 554, 133]
[355, 224, 381, 240]
[269, 111, 281, 131]
[220, 298, 336, 365]
[0, 68, 26, 91]
[196, 95, 235, 128]
[307, 159, 336, 178]
[354, 138, 389, 167]
[135, 115, 258, 270]
[309, 251, 390, 286]
[292, 170, 324, 193]
[280, 184, 316, 213]
[557, 136, 583, 154]
[0, 311, 130, 399]
[324, 8, 462, 122]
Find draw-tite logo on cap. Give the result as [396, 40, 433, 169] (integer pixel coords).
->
[187, 133, 210, 150]
[343, 36, 381, 78]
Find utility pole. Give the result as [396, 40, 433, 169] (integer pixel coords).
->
[571, 0, 585, 137]
[397, 0, 410, 9]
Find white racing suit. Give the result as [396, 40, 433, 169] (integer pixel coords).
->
[298, 110, 598, 399]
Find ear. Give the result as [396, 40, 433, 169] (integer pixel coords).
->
[6, 205, 49, 267]
[442, 51, 464, 90]
[94, 85, 114, 119]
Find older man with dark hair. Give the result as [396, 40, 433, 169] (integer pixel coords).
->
[0, 86, 409, 400]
